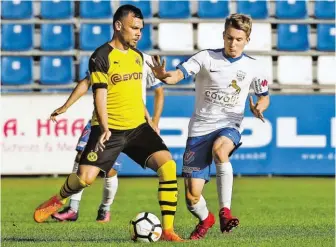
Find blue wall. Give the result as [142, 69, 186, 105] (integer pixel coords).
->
[117, 94, 335, 176]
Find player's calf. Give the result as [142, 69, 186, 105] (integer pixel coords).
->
[60, 173, 89, 198]
[156, 160, 184, 241]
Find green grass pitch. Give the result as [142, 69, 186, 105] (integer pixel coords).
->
[1, 177, 334, 247]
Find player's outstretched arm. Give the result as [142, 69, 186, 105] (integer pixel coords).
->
[50, 77, 91, 122]
[152, 86, 164, 128]
[147, 55, 184, 85]
[249, 95, 270, 122]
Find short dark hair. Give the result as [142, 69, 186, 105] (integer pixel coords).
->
[113, 4, 143, 28]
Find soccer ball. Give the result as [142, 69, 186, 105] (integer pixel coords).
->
[129, 212, 162, 242]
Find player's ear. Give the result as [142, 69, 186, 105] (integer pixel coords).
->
[115, 20, 122, 31]
[246, 36, 250, 44]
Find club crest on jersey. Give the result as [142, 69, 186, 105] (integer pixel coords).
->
[87, 151, 98, 162]
[229, 79, 241, 94]
[236, 70, 246, 81]
[135, 56, 142, 67]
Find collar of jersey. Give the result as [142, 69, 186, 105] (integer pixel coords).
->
[222, 49, 244, 63]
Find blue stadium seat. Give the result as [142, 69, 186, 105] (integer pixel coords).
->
[80, 0, 112, 19]
[1, 0, 33, 19]
[275, 0, 307, 19]
[277, 24, 309, 51]
[164, 56, 193, 85]
[40, 56, 74, 85]
[1, 24, 33, 51]
[41, 24, 74, 51]
[40, 0, 74, 19]
[120, 0, 152, 18]
[198, 0, 230, 18]
[80, 24, 112, 51]
[1, 88, 34, 93]
[1, 57, 33, 85]
[237, 0, 268, 19]
[159, 1, 190, 19]
[137, 24, 152, 51]
[317, 24, 336, 51]
[315, 0, 336, 19]
[79, 56, 90, 80]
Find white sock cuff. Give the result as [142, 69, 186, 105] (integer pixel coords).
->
[187, 195, 206, 210]
[187, 195, 209, 221]
[105, 175, 117, 183]
[216, 162, 233, 173]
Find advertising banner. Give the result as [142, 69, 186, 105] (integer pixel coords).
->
[1, 94, 334, 175]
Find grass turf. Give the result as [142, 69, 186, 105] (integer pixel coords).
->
[1, 177, 334, 247]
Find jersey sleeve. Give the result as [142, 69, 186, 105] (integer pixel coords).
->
[147, 72, 163, 89]
[177, 50, 208, 79]
[80, 70, 91, 82]
[251, 70, 269, 96]
[89, 51, 109, 91]
[143, 53, 163, 89]
[75, 121, 91, 152]
[143, 55, 163, 89]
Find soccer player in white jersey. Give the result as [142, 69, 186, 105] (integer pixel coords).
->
[148, 14, 270, 239]
[49, 53, 164, 222]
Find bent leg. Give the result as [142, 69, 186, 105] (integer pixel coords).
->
[184, 178, 208, 220]
[147, 151, 177, 231]
[212, 129, 241, 232]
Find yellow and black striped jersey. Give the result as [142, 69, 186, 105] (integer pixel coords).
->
[89, 42, 145, 130]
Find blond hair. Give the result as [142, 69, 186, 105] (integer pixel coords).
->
[225, 14, 252, 37]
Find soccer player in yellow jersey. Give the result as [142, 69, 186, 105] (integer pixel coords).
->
[33, 4, 183, 242]
[49, 58, 163, 222]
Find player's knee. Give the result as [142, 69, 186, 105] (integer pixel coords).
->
[147, 151, 173, 171]
[185, 191, 201, 206]
[212, 148, 230, 163]
[77, 170, 96, 185]
[107, 168, 118, 178]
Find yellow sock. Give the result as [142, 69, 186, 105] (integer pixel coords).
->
[59, 173, 88, 199]
[157, 160, 178, 230]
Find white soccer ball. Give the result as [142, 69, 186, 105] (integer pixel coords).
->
[129, 212, 162, 242]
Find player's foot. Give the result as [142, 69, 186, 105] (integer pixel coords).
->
[96, 209, 110, 223]
[51, 207, 78, 222]
[34, 195, 65, 223]
[190, 212, 215, 240]
[161, 229, 184, 242]
[219, 207, 239, 233]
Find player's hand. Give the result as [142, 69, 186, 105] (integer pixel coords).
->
[152, 122, 160, 135]
[249, 96, 265, 123]
[146, 55, 170, 81]
[148, 119, 160, 135]
[50, 105, 68, 123]
[95, 130, 111, 152]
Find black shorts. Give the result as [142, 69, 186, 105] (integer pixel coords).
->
[80, 123, 169, 172]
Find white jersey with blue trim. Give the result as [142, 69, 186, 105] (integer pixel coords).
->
[142, 53, 163, 104]
[178, 48, 269, 137]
